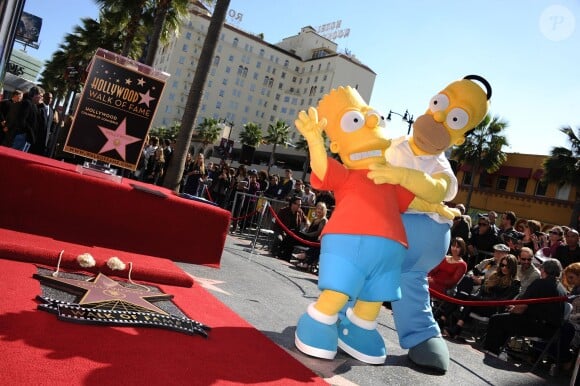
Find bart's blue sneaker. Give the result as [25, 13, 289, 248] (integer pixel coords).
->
[338, 308, 386, 364]
[295, 303, 338, 360]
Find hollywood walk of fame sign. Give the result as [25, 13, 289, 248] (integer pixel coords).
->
[34, 272, 210, 337]
[64, 48, 169, 171]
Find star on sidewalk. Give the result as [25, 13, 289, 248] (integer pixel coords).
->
[138, 89, 155, 107]
[189, 275, 231, 295]
[35, 272, 173, 315]
[98, 118, 141, 160]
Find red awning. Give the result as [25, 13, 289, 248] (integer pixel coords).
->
[494, 166, 532, 179]
[532, 169, 544, 180]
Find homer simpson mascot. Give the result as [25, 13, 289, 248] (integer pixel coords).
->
[368, 75, 491, 372]
[293, 86, 447, 364]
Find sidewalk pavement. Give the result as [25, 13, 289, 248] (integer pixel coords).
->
[178, 234, 573, 386]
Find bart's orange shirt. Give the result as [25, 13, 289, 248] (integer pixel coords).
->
[311, 158, 414, 247]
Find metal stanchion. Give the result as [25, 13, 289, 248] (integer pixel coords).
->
[245, 199, 270, 258]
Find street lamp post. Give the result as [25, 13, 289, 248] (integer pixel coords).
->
[387, 109, 414, 135]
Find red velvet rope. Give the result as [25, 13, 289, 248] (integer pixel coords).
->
[204, 185, 213, 202]
[429, 287, 569, 307]
[267, 205, 321, 247]
[230, 208, 260, 221]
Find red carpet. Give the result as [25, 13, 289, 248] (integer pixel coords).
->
[0, 227, 193, 287]
[0, 258, 327, 385]
[0, 147, 230, 267]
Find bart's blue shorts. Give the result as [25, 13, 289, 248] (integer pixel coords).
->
[318, 234, 406, 302]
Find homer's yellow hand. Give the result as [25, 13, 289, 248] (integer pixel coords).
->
[409, 199, 460, 220]
[367, 162, 402, 185]
[295, 107, 329, 178]
[295, 107, 326, 142]
[368, 163, 450, 203]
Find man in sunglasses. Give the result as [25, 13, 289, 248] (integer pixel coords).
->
[516, 247, 540, 295]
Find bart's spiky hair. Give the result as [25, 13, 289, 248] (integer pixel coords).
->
[317, 86, 368, 133]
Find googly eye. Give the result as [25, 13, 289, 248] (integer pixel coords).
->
[429, 94, 449, 112]
[446, 108, 469, 130]
[340, 110, 366, 132]
[367, 109, 386, 128]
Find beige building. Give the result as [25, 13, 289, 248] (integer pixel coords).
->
[453, 152, 576, 229]
[151, 4, 376, 167]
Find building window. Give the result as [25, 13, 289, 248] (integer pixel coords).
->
[256, 61, 261, 68]
[219, 90, 224, 97]
[222, 78, 228, 85]
[233, 37, 239, 47]
[535, 180, 548, 196]
[496, 175, 508, 191]
[213, 56, 220, 66]
[462, 172, 473, 186]
[225, 66, 231, 73]
[216, 101, 222, 109]
[478, 171, 493, 188]
[185, 31, 192, 40]
[228, 55, 234, 62]
[284, 59, 289, 67]
[259, 48, 265, 57]
[556, 183, 571, 200]
[178, 56, 185, 64]
[515, 178, 528, 193]
[182, 44, 188, 52]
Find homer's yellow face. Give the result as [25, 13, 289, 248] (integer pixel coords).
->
[411, 79, 489, 155]
[317, 86, 390, 170]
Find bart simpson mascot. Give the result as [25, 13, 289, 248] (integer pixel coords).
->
[294, 86, 419, 364]
[368, 75, 491, 372]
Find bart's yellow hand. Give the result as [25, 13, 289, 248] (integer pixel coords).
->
[368, 163, 450, 203]
[295, 107, 327, 142]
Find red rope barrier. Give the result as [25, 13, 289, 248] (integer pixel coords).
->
[429, 287, 569, 307]
[204, 185, 213, 202]
[230, 208, 260, 221]
[267, 205, 321, 248]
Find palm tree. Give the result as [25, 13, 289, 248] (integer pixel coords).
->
[451, 114, 509, 212]
[144, 0, 192, 66]
[93, 0, 151, 59]
[239, 122, 263, 148]
[263, 119, 291, 173]
[542, 126, 580, 228]
[163, 0, 231, 192]
[195, 117, 222, 156]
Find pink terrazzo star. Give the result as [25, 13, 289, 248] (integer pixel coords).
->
[98, 118, 141, 160]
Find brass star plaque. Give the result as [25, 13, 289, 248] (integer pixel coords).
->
[34, 272, 210, 337]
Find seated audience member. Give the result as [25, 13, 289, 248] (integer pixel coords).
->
[554, 229, 580, 268]
[293, 202, 329, 270]
[483, 259, 567, 355]
[563, 263, 580, 350]
[467, 215, 501, 271]
[516, 247, 541, 295]
[315, 189, 335, 208]
[437, 254, 520, 339]
[455, 203, 472, 229]
[505, 233, 523, 257]
[271, 196, 307, 260]
[450, 214, 470, 243]
[428, 237, 468, 294]
[521, 219, 545, 253]
[456, 243, 510, 296]
[498, 211, 523, 244]
[543, 226, 565, 258]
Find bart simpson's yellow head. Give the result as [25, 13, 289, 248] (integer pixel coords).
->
[317, 86, 390, 170]
[410, 75, 491, 155]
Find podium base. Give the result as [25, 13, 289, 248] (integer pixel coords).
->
[76, 162, 122, 183]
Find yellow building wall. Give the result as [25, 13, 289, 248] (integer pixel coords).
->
[453, 152, 575, 229]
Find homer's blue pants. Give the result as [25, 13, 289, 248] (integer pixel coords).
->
[391, 213, 450, 349]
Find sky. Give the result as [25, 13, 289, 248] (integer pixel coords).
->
[21, 0, 580, 156]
